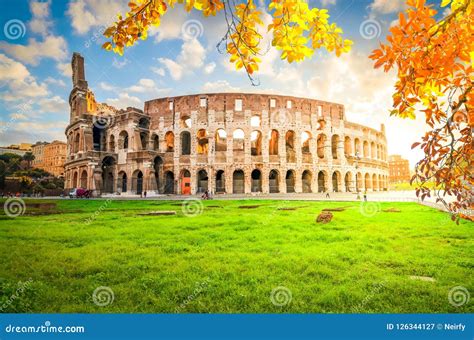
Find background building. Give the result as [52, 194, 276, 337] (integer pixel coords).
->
[0, 143, 32, 156]
[32, 142, 49, 168]
[42, 141, 67, 177]
[65, 53, 389, 195]
[388, 155, 411, 182]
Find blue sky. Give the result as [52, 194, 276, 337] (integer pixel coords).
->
[0, 0, 447, 167]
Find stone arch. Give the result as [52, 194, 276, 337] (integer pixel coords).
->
[269, 129, 279, 156]
[108, 134, 115, 152]
[215, 129, 227, 152]
[93, 125, 106, 151]
[138, 117, 150, 129]
[118, 171, 127, 193]
[363, 141, 369, 158]
[101, 156, 116, 193]
[354, 138, 361, 156]
[317, 171, 327, 192]
[140, 131, 149, 150]
[317, 134, 327, 159]
[251, 169, 262, 192]
[119, 130, 129, 149]
[232, 169, 245, 194]
[269, 169, 279, 193]
[80, 170, 88, 188]
[302, 170, 312, 193]
[251, 130, 262, 156]
[165, 131, 174, 152]
[152, 134, 159, 151]
[180, 131, 191, 155]
[197, 169, 208, 193]
[73, 171, 78, 188]
[301, 131, 312, 154]
[215, 170, 225, 193]
[364, 173, 371, 191]
[131, 170, 143, 195]
[344, 172, 352, 192]
[286, 170, 296, 193]
[356, 172, 362, 192]
[164, 171, 174, 194]
[331, 135, 340, 159]
[344, 136, 352, 157]
[332, 171, 341, 192]
[285, 130, 296, 162]
[233, 129, 245, 151]
[74, 133, 80, 153]
[371, 142, 376, 159]
[179, 169, 191, 195]
[250, 114, 261, 127]
[197, 129, 208, 154]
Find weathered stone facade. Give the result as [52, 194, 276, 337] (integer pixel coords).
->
[65, 52, 389, 196]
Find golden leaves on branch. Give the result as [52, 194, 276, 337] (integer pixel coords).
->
[370, 0, 473, 217]
[101, 0, 352, 79]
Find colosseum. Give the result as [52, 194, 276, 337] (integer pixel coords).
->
[65, 53, 389, 196]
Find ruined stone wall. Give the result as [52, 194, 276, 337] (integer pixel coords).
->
[65, 92, 389, 195]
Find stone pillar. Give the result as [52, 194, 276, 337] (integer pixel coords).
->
[262, 168, 269, 194]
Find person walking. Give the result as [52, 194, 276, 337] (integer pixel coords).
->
[363, 190, 367, 201]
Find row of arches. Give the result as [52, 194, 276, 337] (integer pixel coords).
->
[101, 129, 386, 161]
[69, 156, 388, 195]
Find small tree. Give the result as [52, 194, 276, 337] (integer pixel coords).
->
[22, 152, 35, 169]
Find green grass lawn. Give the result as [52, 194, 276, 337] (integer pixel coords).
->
[0, 199, 472, 313]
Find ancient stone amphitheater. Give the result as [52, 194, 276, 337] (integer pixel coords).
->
[65, 53, 389, 196]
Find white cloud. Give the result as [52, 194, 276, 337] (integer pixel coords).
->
[202, 80, 240, 93]
[112, 57, 129, 69]
[204, 62, 216, 74]
[149, 6, 189, 42]
[67, 0, 127, 35]
[127, 78, 158, 93]
[28, 0, 53, 37]
[0, 35, 67, 65]
[158, 58, 183, 80]
[151, 67, 165, 76]
[0, 53, 48, 101]
[37, 96, 69, 113]
[105, 93, 142, 109]
[159, 37, 207, 80]
[44, 77, 66, 87]
[57, 62, 72, 78]
[369, 0, 407, 15]
[321, 0, 337, 6]
[99, 82, 116, 91]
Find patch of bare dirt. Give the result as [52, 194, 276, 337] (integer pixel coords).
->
[238, 205, 261, 209]
[383, 208, 401, 213]
[316, 211, 333, 223]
